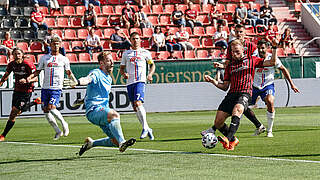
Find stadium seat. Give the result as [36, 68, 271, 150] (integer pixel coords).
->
[61, 41, 72, 52]
[189, 38, 201, 49]
[211, 49, 221, 58]
[286, 47, 297, 55]
[148, 16, 159, 26]
[70, 17, 82, 28]
[97, 17, 109, 27]
[16, 18, 30, 29]
[102, 5, 115, 15]
[71, 41, 85, 51]
[0, 7, 7, 16]
[44, 18, 56, 28]
[206, 26, 217, 36]
[253, 3, 261, 12]
[94, 6, 102, 15]
[193, 27, 205, 37]
[64, 6, 76, 16]
[111, 52, 119, 61]
[2, 19, 15, 29]
[78, 29, 89, 39]
[25, 54, 36, 63]
[164, 4, 174, 14]
[109, 16, 121, 26]
[79, 53, 91, 62]
[50, 9, 63, 16]
[177, 4, 188, 12]
[157, 51, 170, 60]
[58, 0, 69, 5]
[70, 0, 81, 5]
[30, 42, 43, 53]
[182, 27, 192, 35]
[142, 28, 153, 38]
[197, 50, 209, 59]
[115, 6, 125, 14]
[226, 4, 237, 13]
[171, 51, 183, 59]
[104, 28, 116, 38]
[167, 27, 179, 35]
[66, 53, 78, 63]
[10, 30, 23, 40]
[141, 6, 151, 14]
[24, 7, 34, 16]
[160, 15, 171, 25]
[130, 28, 142, 36]
[101, 40, 110, 50]
[52, 29, 63, 38]
[202, 38, 214, 48]
[152, 5, 164, 14]
[184, 51, 196, 59]
[57, 18, 69, 28]
[76, 6, 86, 16]
[121, 28, 129, 36]
[38, 6, 49, 16]
[197, 15, 210, 26]
[245, 26, 255, 36]
[0, 55, 7, 65]
[107, 0, 120, 4]
[23, 30, 36, 40]
[256, 25, 267, 36]
[141, 39, 150, 49]
[10, 7, 23, 16]
[191, 4, 201, 12]
[92, 53, 99, 62]
[94, 29, 104, 39]
[64, 29, 77, 40]
[16, 42, 29, 52]
[223, 14, 234, 24]
[37, 30, 47, 40]
[202, 4, 212, 14]
[277, 48, 286, 57]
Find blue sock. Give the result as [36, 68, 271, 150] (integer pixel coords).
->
[92, 137, 117, 147]
[108, 118, 125, 145]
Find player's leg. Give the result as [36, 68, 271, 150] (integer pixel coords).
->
[261, 85, 276, 137]
[0, 107, 20, 141]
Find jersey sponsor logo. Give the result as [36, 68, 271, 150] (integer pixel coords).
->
[231, 66, 249, 73]
[14, 71, 27, 76]
[256, 68, 269, 73]
[47, 62, 59, 67]
[130, 56, 141, 62]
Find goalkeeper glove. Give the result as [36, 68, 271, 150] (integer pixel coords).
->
[63, 73, 79, 87]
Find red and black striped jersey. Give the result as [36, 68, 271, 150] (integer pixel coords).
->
[224, 56, 264, 95]
[226, 40, 257, 60]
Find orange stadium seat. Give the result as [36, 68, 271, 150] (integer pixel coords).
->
[64, 29, 77, 40]
[61, 41, 72, 52]
[79, 53, 91, 62]
[66, 53, 78, 63]
[57, 18, 69, 28]
[52, 29, 63, 38]
[202, 38, 214, 48]
[184, 51, 196, 59]
[206, 26, 217, 36]
[0, 55, 7, 65]
[70, 17, 82, 28]
[30, 42, 43, 53]
[76, 6, 86, 16]
[64, 6, 76, 16]
[97, 17, 109, 27]
[78, 29, 89, 39]
[189, 38, 201, 49]
[197, 50, 209, 59]
[104, 28, 116, 38]
[44, 18, 56, 28]
[16, 42, 29, 52]
[160, 15, 171, 25]
[152, 5, 164, 14]
[148, 16, 159, 25]
[102, 5, 115, 15]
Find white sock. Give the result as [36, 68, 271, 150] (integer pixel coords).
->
[136, 105, 150, 130]
[267, 111, 275, 132]
[45, 112, 61, 133]
[50, 109, 69, 133]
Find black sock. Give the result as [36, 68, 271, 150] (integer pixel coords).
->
[2, 120, 15, 137]
[21, 101, 36, 112]
[211, 125, 217, 131]
[227, 116, 241, 141]
[244, 108, 261, 128]
[218, 123, 229, 137]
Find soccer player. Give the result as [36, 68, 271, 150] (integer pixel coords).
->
[249, 39, 300, 137]
[201, 39, 278, 151]
[120, 32, 156, 140]
[27, 36, 72, 140]
[63, 51, 136, 156]
[0, 48, 40, 141]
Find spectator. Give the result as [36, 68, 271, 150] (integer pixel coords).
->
[164, 27, 181, 57]
[175, 24, 194, 51]
[49, 0, 61, 14]
[0, 0, 9, 14]
[136, 5, 152, 29]
[122, 1, 138, 29]
[260, 0, 277, 26]
[265, 23, 279, 43]
[83, 0, 100, 10]
[234, 0, 247, 25]
[31, 0, 49, 7]
[185, 2, 202, 29]
[202, 0, 214, 5]
[31, 4, 48, 38]
[110, 26, 131, 50]
[280, 28, 294, 49]
[85, 27, 103, 57]
[171, 4, 186, 27]
[152, 26, 167, 58]
[246, 1, 260, 27]
[214, 25, 228, 50]
[228, 24, 237, 43]
[209, 0, 227, 29]
[44, 28, 66, 56]
[0, 32, 15, 57]
[83, 3, 97, 27]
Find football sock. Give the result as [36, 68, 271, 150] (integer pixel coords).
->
[45, 112, 61, 133]
[50, 109, 69, 131]
[218, 123, 229, 137]
[93, 137, 117, 147]
[244, 108, 262, 128]
[1, 120, 15, 137]
[21, 101, 36, 112]
[267, 111, 275, 132]
[136, 105, 150, 130]
[227, 116, 241, 141]
[108, 118, 125, 145]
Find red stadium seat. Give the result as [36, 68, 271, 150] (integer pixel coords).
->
[245, 26, 255, 36]
[152, 5, 164, 14]
[57, 18, 69, 28]
[121, 28, 129, 37]
[61, 41, 71, 52]
[0, 55, 7, 65]
[63, 6, 76, 16]
[109, 16, 121, 26]
[76, 6, 86, 16]
[104, 28, 116, 38]
[16, 42, 29, 52]
[177, 4, 188, 12]
[94, 6, 102, 15]
[193, 27, 205, 37]
[25, 54, 36, 63]
[44, 18, 56, 27]
[97, 17, 109, 27]
[71, 41, 84, 51]
[206, 26, 217, 36]
[107, 0, 119, 4]
[191, 4, 201, 12]
[253, 3, 261, 12]
[92, 53, 99, 62]
[158, 51, 170, 60]
[182, 27, 192, 36]
[223, 14, 234, 24]
[141, 6, 151, 14]
[110, 52, 119, 61]
[171, 51, 183, 59]
[115, 6, 124, 14]
[197, 15, 210, 26]
[58, 0, 68, 5]
[30, 41, 43, 52]
[197, 50, 209, 59]
[160, 15, 171, 25]
[130, 28, 142, 36]
[277, 48, 286, 57]
[148, 16, 159, 25]
[64, 29, 77, 40]
[78, 29, 89, 39]
[164, 4, 174, 14]
[70, 0, 81, 5]
[39, 6, 48, 16]
[189, 38, 201, 49]
[70, 17, 82, 28]
[94, 29, 104, 39]
[216, 4, 227, 13]
[101, 40, 110, 50]
[202, 38, 214, 48]
[52, 29, 63, 38]
[226, 4, 237, 13]
[184, 50, 196, 59]
[79, 53, 91, 62]
[141, 39, 150, 49]
[167, 27, 179, 35]
[142, 28, 153, 38]
[286, 47, 297, 55]
[102, 5, 115, 15]
[66, 53, 78, 63]
[202, 4, 212, 14]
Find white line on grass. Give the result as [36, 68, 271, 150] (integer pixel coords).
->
[3, 141, 320, 164]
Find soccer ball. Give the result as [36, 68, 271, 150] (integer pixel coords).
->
[202, 133, 218, 149]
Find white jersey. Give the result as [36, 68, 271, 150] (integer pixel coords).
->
[253, 53, 282, 89]
[37, 54, 70, 90]
[120, 48, 153, 85]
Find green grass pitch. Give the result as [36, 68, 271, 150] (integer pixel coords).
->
[0, 106, 320, 179]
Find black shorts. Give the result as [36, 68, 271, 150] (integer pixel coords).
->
[12, 91, 32, 110]
[218, 92, 251, 115]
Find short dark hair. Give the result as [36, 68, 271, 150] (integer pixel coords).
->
[235, 24, 244, 29]
[98, 51, 111, 62]
[130, 32, 139, 38]
[257, 39, 270, 47]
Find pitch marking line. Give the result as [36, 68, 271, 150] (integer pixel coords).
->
[3, 141, 320, 164]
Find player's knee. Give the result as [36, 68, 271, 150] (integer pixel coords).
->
[134, 101, 142, 107]
[111, 138, 119, 147]
[108, 110, 120, 122]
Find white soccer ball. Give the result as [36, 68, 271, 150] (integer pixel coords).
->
[202, 133, 218, 149]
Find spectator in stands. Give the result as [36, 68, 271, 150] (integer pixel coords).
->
[83, 0, 100, 10]
[136, 5, 152, 29]
[202, 0, 214, 5]
[209, 0, 227, 29]
[83, 3, 97, 27]
[85, 27, 103, 57]
[175, 24, 194, 51]
[214, 25, 228, 50]
[246, 1, 260, 27]
[260, 0, 277, 26]
[110, 26, 131, 50]
[44, 28, 66, 56]
[122, 1, 138, 29]
[185, 2, 202, 29]
[265, 23, 279, 43]
[152, 26, 167, 57]
[280, 28, 294, 49]
[234, 0, 248, 25]
[0, 32, 15, 57]
[31, 3, 48, 38]
[165, 27, 181, 57]
[32, 0, 49, 7]
[0, 0, 9, 14]
[49, 0, 61, 14]
[172, 4, 186, 27]
[228, 24, 237, 43]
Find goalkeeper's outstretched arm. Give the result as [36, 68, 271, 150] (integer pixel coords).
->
[64, 72, 93, 87]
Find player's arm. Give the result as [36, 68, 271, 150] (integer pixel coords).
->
[120, 65, 129, 79]
[147, 60, 156, 83]
[279, 65, 300, 93]
[63, 71, 93, 87]
[26, 69, 41, 82]
[213, 60, 229, 69]
[204, 75, 229, 91]
[263, 39, 278, 67]
[0, 71, 10, 86]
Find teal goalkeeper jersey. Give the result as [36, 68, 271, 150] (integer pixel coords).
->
[85, 68, 112, 114]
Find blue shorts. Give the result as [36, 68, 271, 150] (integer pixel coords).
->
[251, 84, 275, 105]
[127, 82, 145, 103]
[86, 106, 114, 138]
[41, 89, 62, 107]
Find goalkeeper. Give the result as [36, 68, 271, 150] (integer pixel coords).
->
[64, 51, 136, 156]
